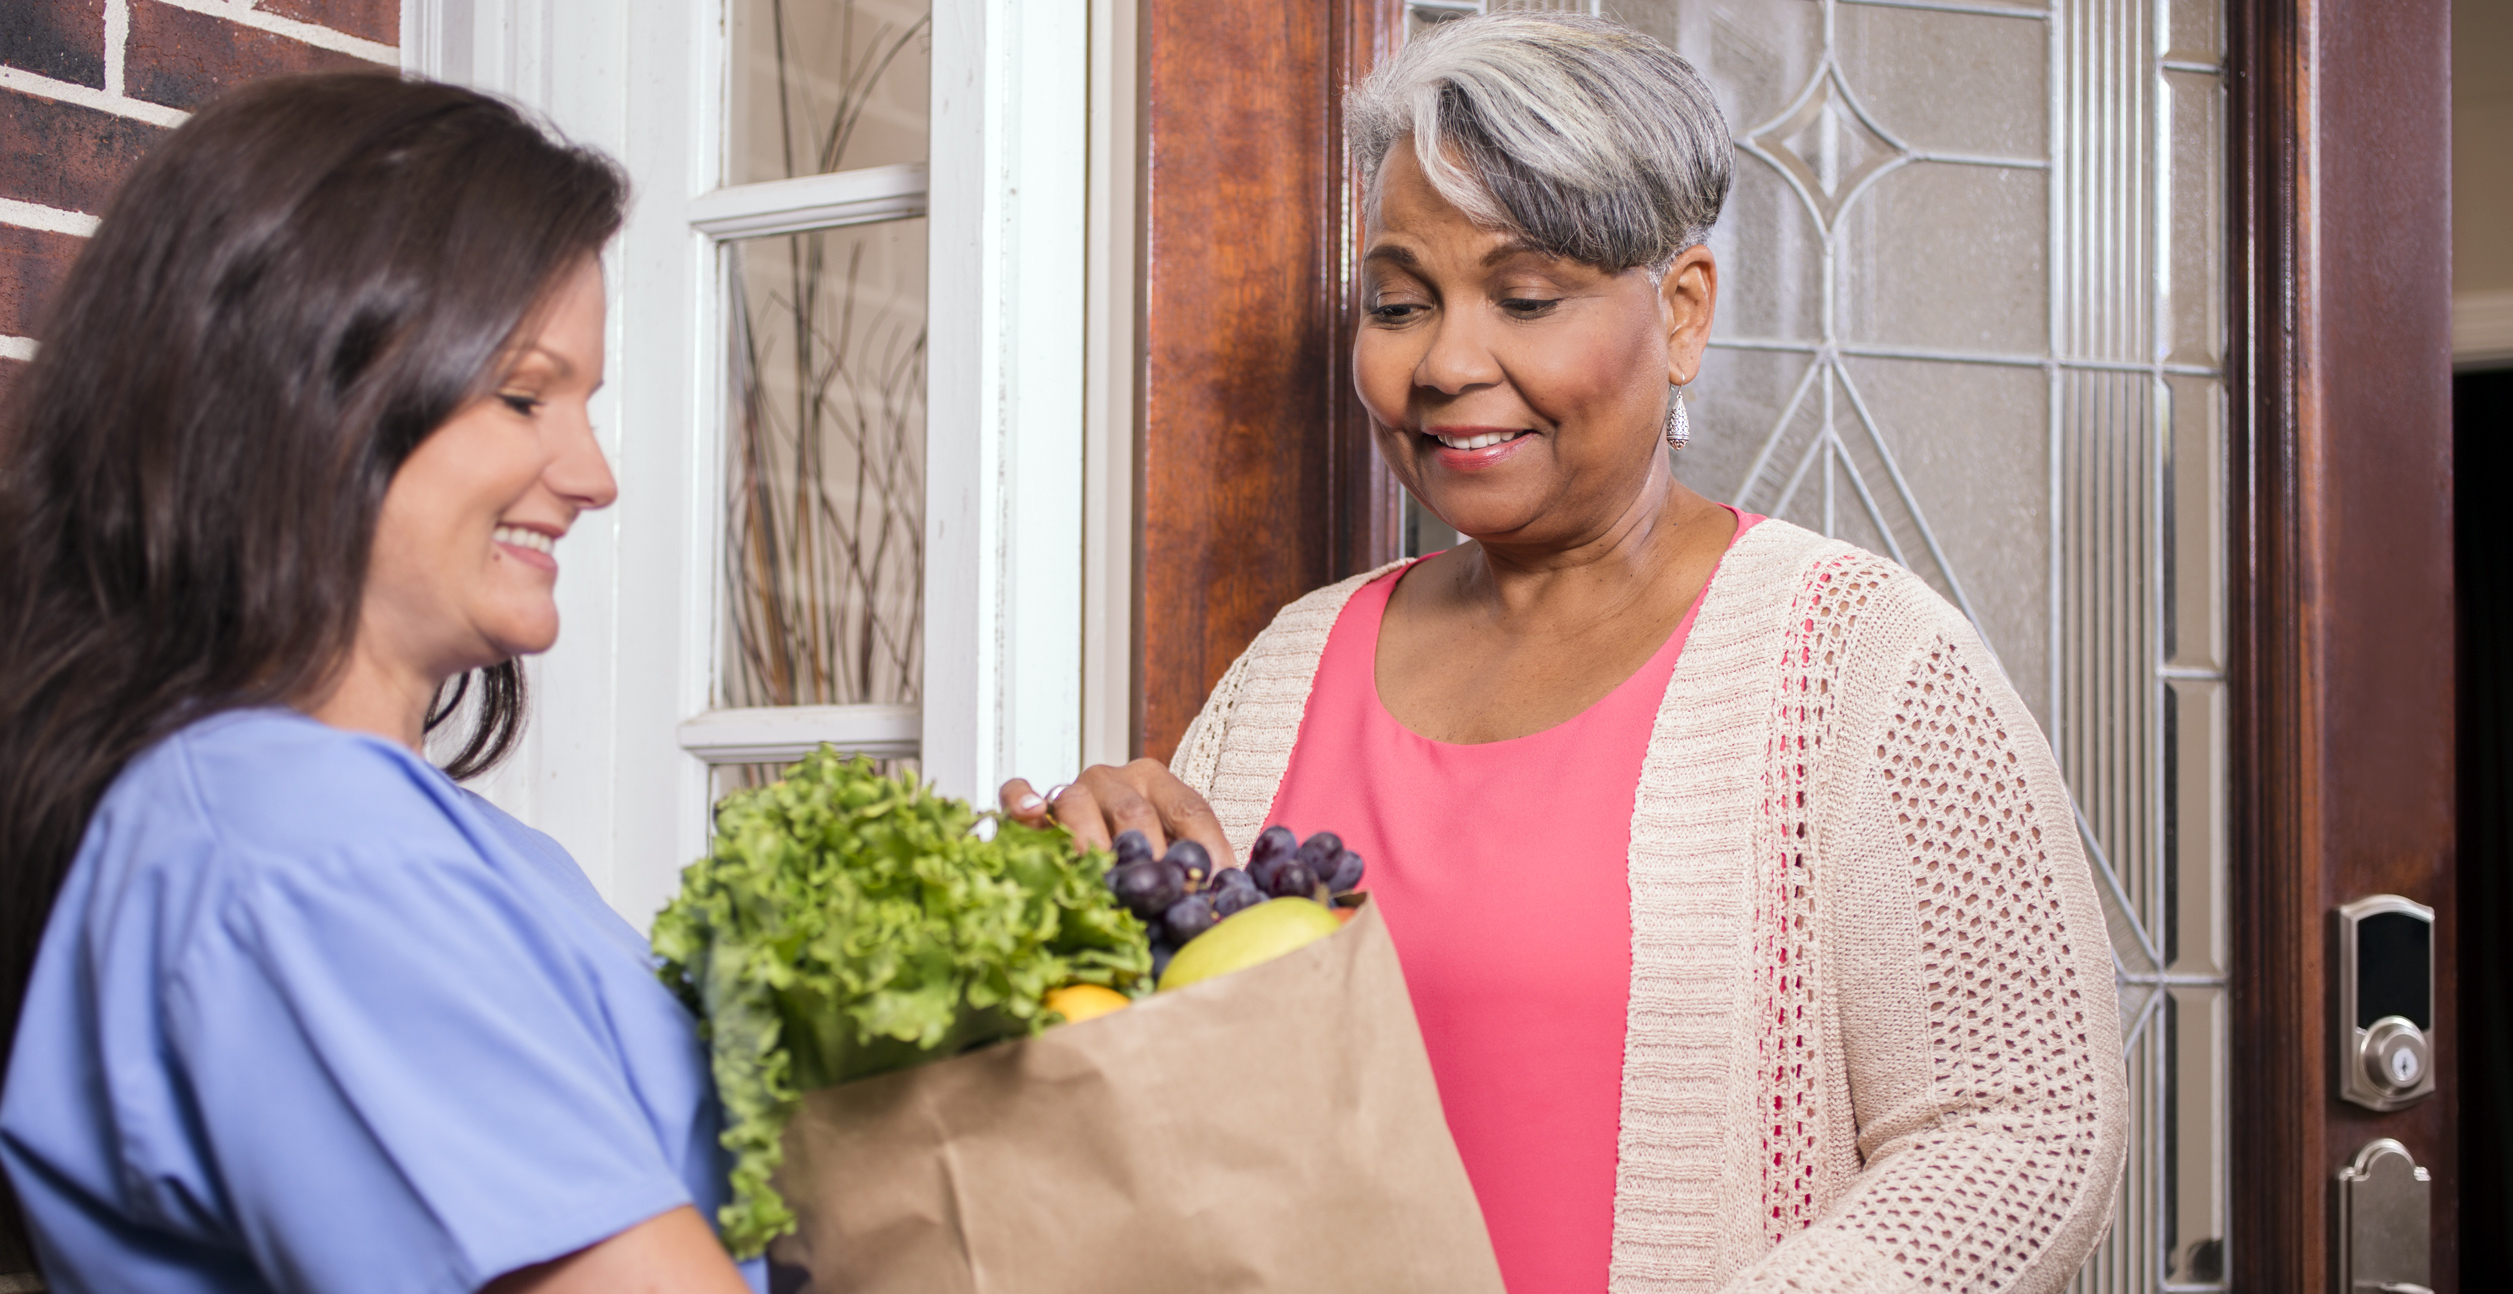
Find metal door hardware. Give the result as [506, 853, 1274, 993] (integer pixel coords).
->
[2337, 895, 2436, 1111]
[2338, 1138, 2431, 1293]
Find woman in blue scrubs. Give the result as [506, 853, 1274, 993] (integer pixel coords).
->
[0, 75, 756, 1293]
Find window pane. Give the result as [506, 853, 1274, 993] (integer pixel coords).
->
[729, 0, 931, 185]
[719, 218, 928, 710]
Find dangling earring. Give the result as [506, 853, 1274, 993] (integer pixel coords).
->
[1664, 384, 1691, 451]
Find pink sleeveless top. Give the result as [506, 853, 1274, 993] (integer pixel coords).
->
[1267, 510, 1759, 1292]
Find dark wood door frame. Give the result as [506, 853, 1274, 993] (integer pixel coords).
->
[2228, 0, 2457, 1288]
[1134, 0, 1404, 762]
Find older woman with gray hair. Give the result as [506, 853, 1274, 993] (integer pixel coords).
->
[1008, 14, 2124, 1291]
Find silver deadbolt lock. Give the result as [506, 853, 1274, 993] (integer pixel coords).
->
[2337, 895, 2435, 1111]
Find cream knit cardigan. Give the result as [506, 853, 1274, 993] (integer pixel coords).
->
[1171, 519, 2127, 1292]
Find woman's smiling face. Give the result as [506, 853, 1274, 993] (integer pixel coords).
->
[359, 256, 616, 682]
[1355, 144, 1714, 548]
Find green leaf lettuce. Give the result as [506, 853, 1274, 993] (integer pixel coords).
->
[652, 750, 1151, 1258]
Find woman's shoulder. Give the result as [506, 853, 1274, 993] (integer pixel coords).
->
[1704, 516, 1878, 595]
[1211, 561, 1410, 698]
[1699, 521, 2040, 756]
[1262, 561, 1409, 647]
[1170, 561, 1406, 801]
[50, 713, 538, 1035]
[1704, 518, 1975, 646]
[101, 708, 478, 877]
[73, 711, 633, 997]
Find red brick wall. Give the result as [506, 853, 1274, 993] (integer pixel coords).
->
[0, 1, 399, 404]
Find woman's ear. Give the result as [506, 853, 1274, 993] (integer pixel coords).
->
[1658, 244, 1718, 386]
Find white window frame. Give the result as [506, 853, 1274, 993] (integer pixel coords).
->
[673, 160, 932, 771]
[404, 0, 1130, 924]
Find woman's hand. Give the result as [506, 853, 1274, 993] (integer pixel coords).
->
[1000, 760, 1238, 867]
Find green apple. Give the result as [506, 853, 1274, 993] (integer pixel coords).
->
[1156, 896, 1343, 991]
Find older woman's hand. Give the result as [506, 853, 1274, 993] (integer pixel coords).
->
[999, 760, 1238, 867]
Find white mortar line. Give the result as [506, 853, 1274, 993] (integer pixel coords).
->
[105, 0, 129, 97]
[0, 337, 36, 362]
[0, 197, 103, 237]
[153, 0, 399, 64]
[0, 66, 189, 128]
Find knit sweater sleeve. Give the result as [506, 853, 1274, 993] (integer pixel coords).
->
[1170, 644, 1249, 802]
[1729, 571, 2128, 1293]
[1166, 564, 1404, 853]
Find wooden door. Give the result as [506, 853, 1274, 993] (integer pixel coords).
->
[1132, 0, 2463, 1287]
[1134, 0, 1405, 761]
[2227, 0, 2458, 1288]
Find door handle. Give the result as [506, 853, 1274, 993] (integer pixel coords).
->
[2339, 1139, 2431, 1293]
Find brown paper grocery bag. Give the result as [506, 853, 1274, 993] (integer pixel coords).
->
[765, 901, 1504, 1294]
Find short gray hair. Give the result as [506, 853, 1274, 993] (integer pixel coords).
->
[1347, 14, 1733, 274]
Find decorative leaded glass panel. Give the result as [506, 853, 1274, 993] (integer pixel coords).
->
[1599, 1, 2230, 1287]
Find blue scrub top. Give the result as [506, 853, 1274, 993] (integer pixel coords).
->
[0, 710, 761, 1294]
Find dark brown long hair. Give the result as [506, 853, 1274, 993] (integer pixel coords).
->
[0, 73, 627, 1095]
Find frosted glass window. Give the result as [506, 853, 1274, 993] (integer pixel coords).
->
[1603, 1, 2231, 1287]
[719, 217, 929, 711]
[711, 0, 934, 743]
[729, 0, 930, 185]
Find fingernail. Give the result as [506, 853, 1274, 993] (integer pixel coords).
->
[1017, 794, 1045, 812]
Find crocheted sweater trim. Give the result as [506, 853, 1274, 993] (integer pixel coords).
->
[1170, 519, 2128, 1292]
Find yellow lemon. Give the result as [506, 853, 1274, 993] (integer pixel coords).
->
[1044, 983, 1132, 1024]
[1157, 897, 1342, 992]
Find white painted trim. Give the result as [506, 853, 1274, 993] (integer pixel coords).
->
[2456, 289, 2513, 368]
[0, 66, 188, 128]
[923, 0, 1092, 804]
[676, 705, 922, 763]
[1080, 0, 1139, 769]
[688, 164, 929, 239]
[400, 0, 450, 78]
[592, 0, 716, 924]
[0, 198, 100, 237]
[405, 0, 556, 107]
[0, 336, 36, 361]
[150, 0, 399, 63]
[925, 0, 985, 802]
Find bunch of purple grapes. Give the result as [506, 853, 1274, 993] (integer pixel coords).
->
[1103, 824, 1366, 976]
